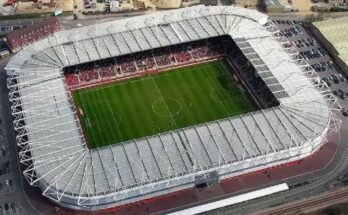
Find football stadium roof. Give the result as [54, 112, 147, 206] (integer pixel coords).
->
[6, 5, 340, 210]
[314, 17, 348, 66]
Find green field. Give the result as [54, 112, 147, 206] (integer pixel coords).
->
[73, 60, 258, 149]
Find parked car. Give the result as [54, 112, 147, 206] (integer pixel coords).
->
[4, 203, 9, 211]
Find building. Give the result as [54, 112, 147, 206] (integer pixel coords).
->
[311, 0, 348, 10]
[234, 0, 260, 8]
[143, 0, 218, 8]
[5, 17, 60, 53]
[147, 0, 182, 8]
[199, 0, 218, 6]
[312, 17, 348, 77]
[263, 0, 293, 12]
[182, 0, 199, 7]
[5, 5, 340, 211]
[0, 49, 9, 58]
[328, 0, 348, 7]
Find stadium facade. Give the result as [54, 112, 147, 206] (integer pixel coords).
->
[5, 5, 341, 211]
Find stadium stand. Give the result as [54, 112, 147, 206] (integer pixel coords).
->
[64, 38, 224, 89]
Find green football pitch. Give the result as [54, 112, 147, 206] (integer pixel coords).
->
[73, 60, 258, 149]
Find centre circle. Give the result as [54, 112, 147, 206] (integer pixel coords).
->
[152, 98, 182, 117]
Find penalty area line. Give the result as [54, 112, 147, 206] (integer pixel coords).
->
[150, 76, 178, 128]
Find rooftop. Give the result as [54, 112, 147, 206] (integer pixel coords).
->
[314, 17, 348, 65]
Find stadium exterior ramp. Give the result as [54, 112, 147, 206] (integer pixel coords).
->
[5, 5, 341, 211]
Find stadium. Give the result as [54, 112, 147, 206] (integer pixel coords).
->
[5, 5, 341, 211]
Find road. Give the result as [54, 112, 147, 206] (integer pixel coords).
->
[253, 186, 348, 215]
[0, 55, 40, 215]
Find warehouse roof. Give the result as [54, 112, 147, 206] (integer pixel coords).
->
[314, 17, 348, 65]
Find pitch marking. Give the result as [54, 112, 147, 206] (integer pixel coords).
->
[210, 88, 223, 104]
[152, 98, 182, 118]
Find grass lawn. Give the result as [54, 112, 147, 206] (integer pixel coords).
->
[73, 60, 258, 149]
